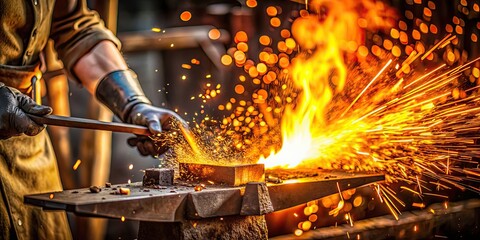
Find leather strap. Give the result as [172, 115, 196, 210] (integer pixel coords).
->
[0, 63, 42, 102]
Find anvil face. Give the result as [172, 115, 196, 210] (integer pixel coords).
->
[24, 170, 384, 222]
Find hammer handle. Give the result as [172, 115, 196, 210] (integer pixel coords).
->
[28, 114, 151, 136]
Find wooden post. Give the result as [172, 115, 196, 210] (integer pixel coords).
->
[77, 1, 118, 240]
[44, 40, 76, 190]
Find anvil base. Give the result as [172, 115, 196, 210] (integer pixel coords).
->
[139, 215, 268, 240]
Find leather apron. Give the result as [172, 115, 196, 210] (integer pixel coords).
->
[0, 63, 71, 239]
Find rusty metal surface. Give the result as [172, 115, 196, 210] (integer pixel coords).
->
[143, 168, 174, 186]
[24, 171, 384, 222]
[240, 182, 274, 215]
[186, 188, 242, 219]
[267, 173, 385, 211]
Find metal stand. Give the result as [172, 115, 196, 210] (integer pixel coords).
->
[138, 216, 268, 240]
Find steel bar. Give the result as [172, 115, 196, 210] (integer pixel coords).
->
[179, 163, 265, 186]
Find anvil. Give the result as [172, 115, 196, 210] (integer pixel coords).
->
[25, 169, 384, 239]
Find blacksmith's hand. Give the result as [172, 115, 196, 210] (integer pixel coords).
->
[126, 103, 187, 156]
[0, 83, 52, 139]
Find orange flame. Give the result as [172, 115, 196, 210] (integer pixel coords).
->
[258, 0, 394, 169]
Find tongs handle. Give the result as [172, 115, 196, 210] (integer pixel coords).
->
[28, 114, 151, 136]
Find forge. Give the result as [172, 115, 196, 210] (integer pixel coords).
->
[24, 163, 384, 239]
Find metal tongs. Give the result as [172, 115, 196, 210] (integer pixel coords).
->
[28, 114, 201, 155]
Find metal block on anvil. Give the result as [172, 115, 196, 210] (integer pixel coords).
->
[179, 163, 265, 186]
[143, 168, 174, 186]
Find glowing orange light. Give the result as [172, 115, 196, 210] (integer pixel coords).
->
[259, 35, 271, 46]
[221, 55, 232, 66]
[301, 221, 312, 231]
[279, 57, 290, 68]
[446, 51, 455, 62]
[249, 67, 259, 78]
[399, 21, 408, 31]
[358, 45, 369, 57]
[266, 6, 277, 17]
[423, 7, 432, 17]
[430, 24, 438, 34]
[299, 9, 309, 17]
[180, 11, 192, 21]
[277, 41, 287, 52]
[353, 196, 363, 207]
[294, 229, 303, 236]
[234, 50, 246, 62]
[208, 29, 221, 40]
[473, 67, 480, 78]
[358, 18, 368, 28]
[237, 42, 249, 52]
[415, 42, 425, 54]
[371, 45, 382, 56]
[270, 17, 281, 27]
[285, 38, 296, 49]
[392, 46, 401, 57]
[246, 0, 257, 8]
[256, 63, 267, 75]
[258, 0, 393, 169]
[280, 29, 291, 38]
[471, 33, 478, 42]
[383, 39, 393, 50]
[420, 23, 428, 33]
[390, 28, 400, 39]
[412, 29, 421, 40]
[235, 85, 245, 94]
[234, 31, 248, 43]
[445, 24, 453, 33]
[73, 159, 81, 170]
[257, 89, 268, 100]
[455, 25, 463, 35]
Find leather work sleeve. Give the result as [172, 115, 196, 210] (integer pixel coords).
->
[50, 0, 121, 83]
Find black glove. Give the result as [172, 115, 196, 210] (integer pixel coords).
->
[0, 83, 52, 139]
[125, 103, 186, 156]
[95, 70, 186, 156]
